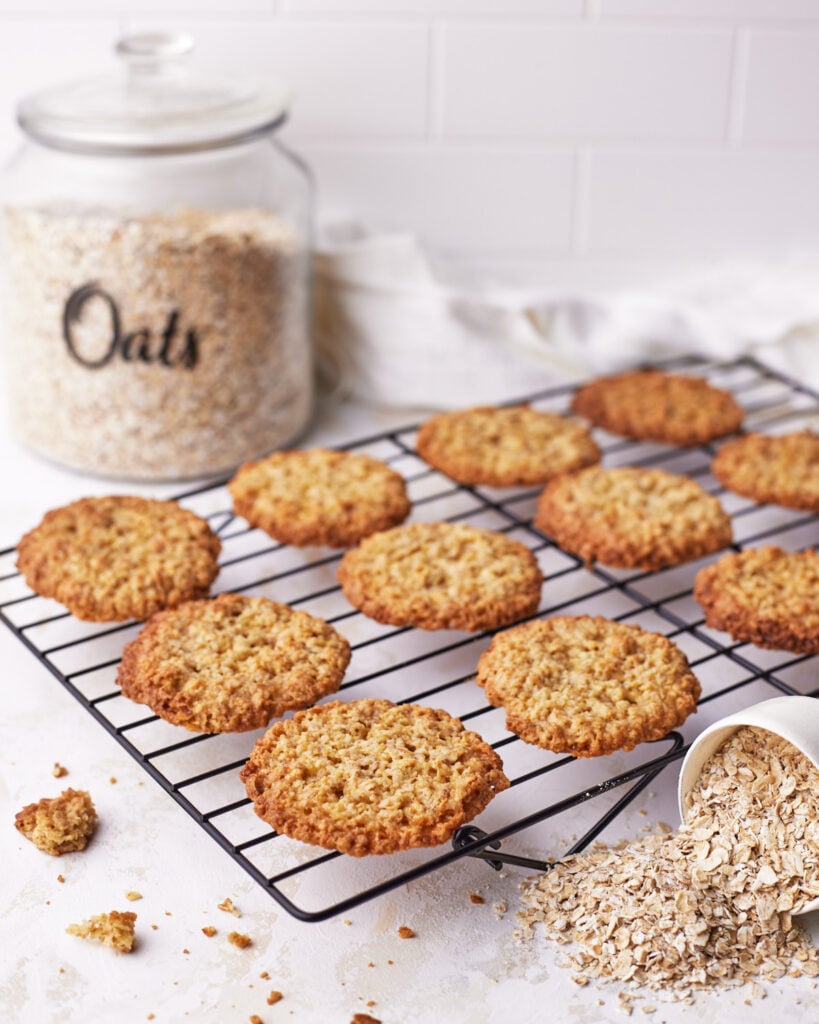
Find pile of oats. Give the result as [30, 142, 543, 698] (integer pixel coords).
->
[2, 205, 311, 479]
[519, 726, 819, 1000]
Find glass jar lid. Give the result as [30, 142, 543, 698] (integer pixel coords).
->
[17, 33, 290, 155]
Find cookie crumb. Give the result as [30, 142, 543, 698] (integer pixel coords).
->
[468, 892, 484, 905]
[52, 763, 68, 778]
[218, 897, 240, 916]
[267, 991, 283, 1005]
[202, 926, 217, 938]
[151, 924, 158, 931]
[228, 931, 252, 949]
[259, 971, 270, 979]
[109, 777, 117, 785]
[66, 910, 136, 953]
[125, 891, 142, 902]
[182, 948, 190, 955]
[249, 1017, 263, 1024]
[15, 788, 97, 856]
[350, 1015, 381, 1024]
[147, 1016, 155, 1021]
[57, 874, 65, 883]
[397, 926, 415, 939]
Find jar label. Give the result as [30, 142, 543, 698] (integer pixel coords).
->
[62, 282, 199, 370]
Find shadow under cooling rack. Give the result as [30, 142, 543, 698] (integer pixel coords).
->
[1, 355, 817, 922]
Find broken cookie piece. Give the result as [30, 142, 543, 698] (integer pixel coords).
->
[66, 910, 136, 953]
[15, 788, 97, 855]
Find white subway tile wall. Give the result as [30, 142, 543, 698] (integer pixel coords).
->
[0, 1, 815, 289]
[439, 26, 734, 141]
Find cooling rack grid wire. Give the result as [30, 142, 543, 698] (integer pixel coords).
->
[1, 356, 817, 922]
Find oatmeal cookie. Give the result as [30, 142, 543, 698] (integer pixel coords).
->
[228, 448, 411, 548]
[694, 546, 819, 654]
[337, 522, 543, 631]
[117, 593, 351, 733]
[415, 404, 600, 486]
[534, 466, 732, 570]
[240, 698, 510, 856]
[476, 616, 700, 757]
[711, 431, 819, 512]
[570, 369, 744, 446]
[14, 788, 97, 855]
[16, 496, 221, 622]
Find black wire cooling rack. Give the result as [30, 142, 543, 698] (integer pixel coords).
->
[1, 356, 817, 922]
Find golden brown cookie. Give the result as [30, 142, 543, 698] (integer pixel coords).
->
[14, 788, 97, 855]
[240, 698, 510, 856]
[16, 496, 221, 622]
[694, 546, 819, 654]
[711, 431, 819, 512]
[228, 447, 411, 548]
[534, 466, 732, 570]
[337, 521, 543, 631]
[571, 369, 744, 446]
[415, 404, 600, 486]
[117, 593, 351, 733]
[475, 616, 700, 757]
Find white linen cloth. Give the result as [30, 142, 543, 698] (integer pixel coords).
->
[313, 223, 819, 408]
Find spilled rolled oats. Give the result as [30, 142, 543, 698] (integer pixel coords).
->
[2, 205, 311, 479]
[519, 726, 819, 1000]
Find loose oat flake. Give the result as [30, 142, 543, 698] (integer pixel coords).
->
[519, 726, 819, 999]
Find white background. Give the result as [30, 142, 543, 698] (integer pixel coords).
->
[0, 0, 818, 291]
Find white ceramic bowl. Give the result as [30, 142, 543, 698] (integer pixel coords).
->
[677, 695, 819, 916]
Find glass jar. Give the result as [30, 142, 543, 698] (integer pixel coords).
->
[1, 33, 313, 479]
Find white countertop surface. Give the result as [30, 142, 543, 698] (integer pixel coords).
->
[1, 363, 817, 1024]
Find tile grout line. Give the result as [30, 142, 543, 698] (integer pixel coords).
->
[570, 145, 591, 256]
[427, 17, 444, 142]
[726, 24, 751, 146]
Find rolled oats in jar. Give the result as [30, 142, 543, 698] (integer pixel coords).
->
[1, 33, 313, 479]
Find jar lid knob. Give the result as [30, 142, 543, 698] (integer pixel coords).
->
[115, 32, 194, 76]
